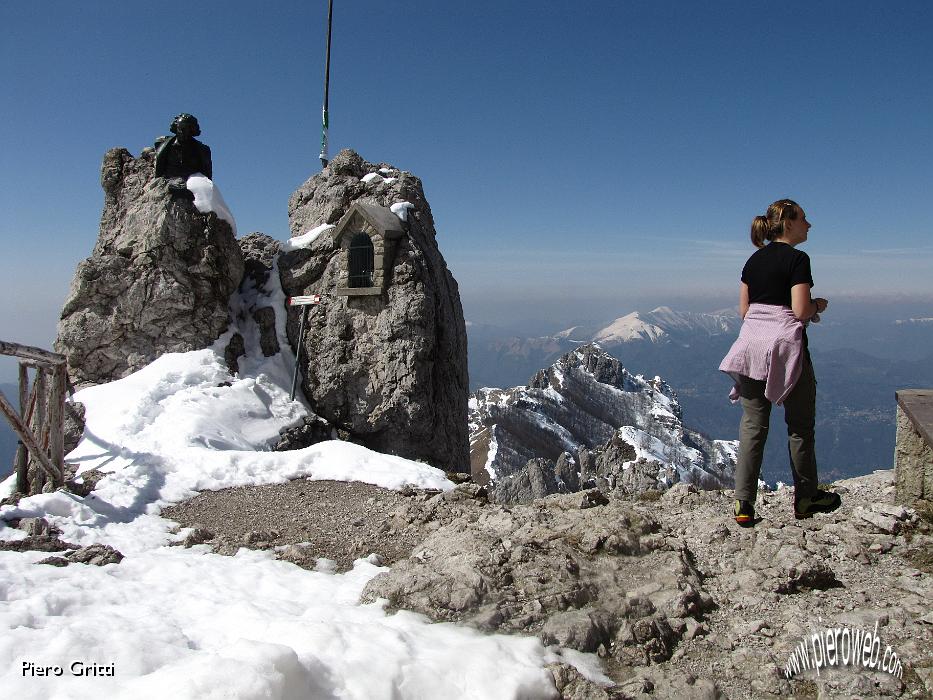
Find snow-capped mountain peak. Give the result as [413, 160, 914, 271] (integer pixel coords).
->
[468, 344, 737, 493]
[591, 307, 740, 348]
[592, 312, 667, 344]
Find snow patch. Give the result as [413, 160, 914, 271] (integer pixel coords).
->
[280, 223, 335, 252]
[361, 172, 399, 186]
[552, 367, 566, 389]
[484, 427, 499, 480]
[391, 201, 414, 222]
[186, 174, 237, 235]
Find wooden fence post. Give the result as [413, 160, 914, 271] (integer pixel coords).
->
[49, 364, 66, 486]
[31, 369, 47, 494]
[14, 363, 28, 494]
[0, 340, 68, 495]
[0, 391, 60, 487]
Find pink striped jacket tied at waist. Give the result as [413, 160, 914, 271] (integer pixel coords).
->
[719, 303, 806, 405]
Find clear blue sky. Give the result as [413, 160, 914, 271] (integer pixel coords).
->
[1, 0, 931, 353]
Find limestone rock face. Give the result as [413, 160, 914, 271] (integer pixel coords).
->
[56, 147, 243, 386]
[361, 488, 715, 668]
[280, 149, 469, 472]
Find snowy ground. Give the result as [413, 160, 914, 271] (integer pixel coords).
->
[0, 269, 603, 698]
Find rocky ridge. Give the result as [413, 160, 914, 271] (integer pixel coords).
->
[160, 469, 933, 699]
[469, 344, 737, 502]
[56, 147, 243, 387]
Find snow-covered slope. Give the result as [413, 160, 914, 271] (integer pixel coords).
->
[592, 307, 740, 348]
[0, 259, 599, 699]
[469, 344, 737, 490]
[592, 311, 666, 344]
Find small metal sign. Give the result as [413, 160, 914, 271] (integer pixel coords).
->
[288, 294, 323, 400]
[288, 295, 322, 306]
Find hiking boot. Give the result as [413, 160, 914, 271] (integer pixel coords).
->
[795, 490, 841, 519]
[734, 499, 755, 527]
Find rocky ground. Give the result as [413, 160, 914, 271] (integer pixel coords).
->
[162, 479, 428, 571]
[162, 470, 933, 699]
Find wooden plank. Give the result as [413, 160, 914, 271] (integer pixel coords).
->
[22, 374, 39, 426]
[18, 364, 28, 412]
[0, 340, 65, 366]
[16, 358, 50, 370]
[16, 371, 41, 496]
[13, 443, 27, 494]
[30, 369, 50, 494]
[0, 390, 60, 485]
[34, 370, 47, 450]
[15, 364, 28, 493]
[48, 365, 66, 481]
[896, 389, 933, 449]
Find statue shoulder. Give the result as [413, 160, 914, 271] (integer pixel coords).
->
[194, 138, 211, 156]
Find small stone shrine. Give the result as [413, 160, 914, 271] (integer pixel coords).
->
[279, 149, 469, 472]
[332, 202, 405, 296]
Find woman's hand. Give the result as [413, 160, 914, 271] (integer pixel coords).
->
[791, 286, 829, 321]
[808, 297, 829, 323]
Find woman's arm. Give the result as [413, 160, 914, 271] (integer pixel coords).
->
[739, 283, 749, 319]
[791, 284, 828, 320]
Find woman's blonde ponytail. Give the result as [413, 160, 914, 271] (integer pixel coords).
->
[750, 199, 800, 248]
[750, 216, 771, 248]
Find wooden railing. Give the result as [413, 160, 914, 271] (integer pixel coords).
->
[0, 340, 68, 495]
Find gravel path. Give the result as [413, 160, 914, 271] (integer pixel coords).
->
[162, 479, 436, 571]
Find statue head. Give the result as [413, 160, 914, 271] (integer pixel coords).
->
[170, 113, 201, 140]
[155, 112, 213, 182]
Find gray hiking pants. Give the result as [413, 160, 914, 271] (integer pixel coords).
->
[734, 354, 819, 502]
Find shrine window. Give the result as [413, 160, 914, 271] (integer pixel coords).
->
[348, 233, 374, 288]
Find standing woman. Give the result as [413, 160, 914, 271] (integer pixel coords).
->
[720, 199, 841, 526]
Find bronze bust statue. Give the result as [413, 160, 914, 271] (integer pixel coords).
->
[154, 113, 213, 197]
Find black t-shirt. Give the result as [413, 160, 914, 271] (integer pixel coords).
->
[741, 242, 813, 307]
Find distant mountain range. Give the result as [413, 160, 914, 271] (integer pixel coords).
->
[468, 307, 933, 485]
[4, 307, 930, 488]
